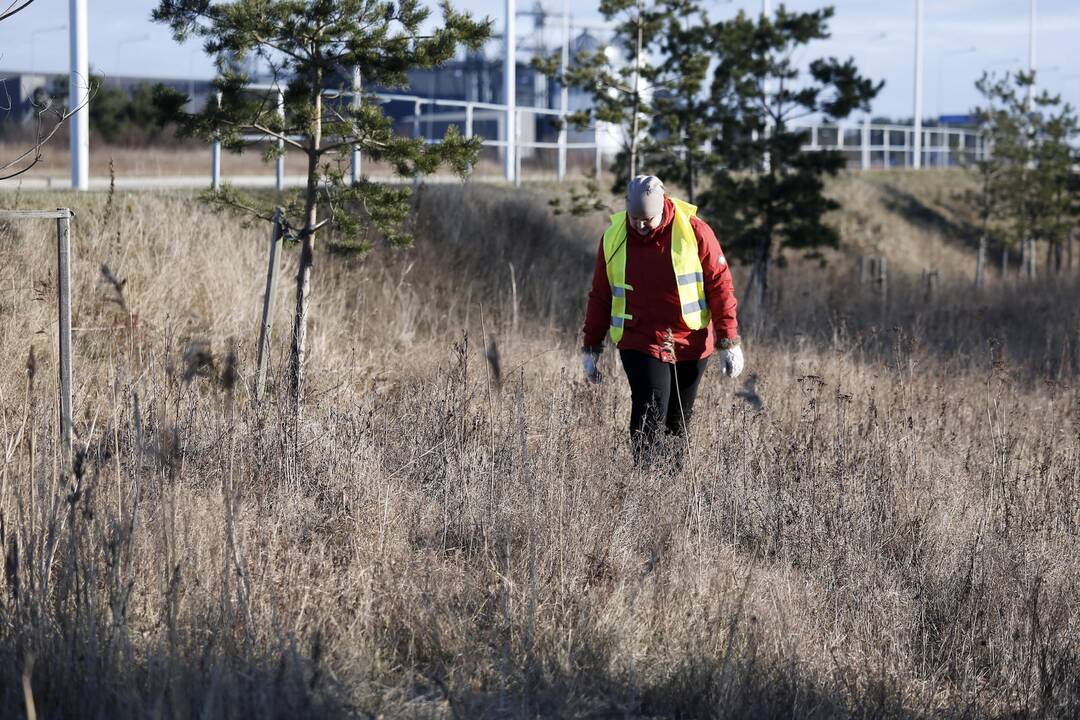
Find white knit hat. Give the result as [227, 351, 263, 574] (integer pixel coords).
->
[626, 175, 665, 218]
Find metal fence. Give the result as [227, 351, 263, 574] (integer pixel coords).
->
[793, 118, 987, 170]
[210, 87, 986, 190]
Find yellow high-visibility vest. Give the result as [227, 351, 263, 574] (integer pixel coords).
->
[602, 197, 710, 345]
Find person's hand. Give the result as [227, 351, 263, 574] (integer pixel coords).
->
[719, 345, 744, 378]
[582, 349, 601, 383]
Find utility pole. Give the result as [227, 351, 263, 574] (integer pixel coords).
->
[762, 0, 772, 173]
[69, 0, 89, 191]
[628, 0, 643, 180]
[504, 0, 516, 183]
[557, 0, 569, 181]
[351, 68, 362, 185]
[1027, 0, 1037, 108]
[912, 0, 924, 169]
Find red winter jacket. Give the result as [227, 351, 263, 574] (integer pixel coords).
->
[582, 197, 739, 361]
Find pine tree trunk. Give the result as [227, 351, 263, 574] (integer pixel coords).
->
[975, 235, 986, 289]
[290, 64, 324, 409]
[1029, 238, 1037, 280]
[686, 146, 695, 205]
[1001, 245, 1009, 278]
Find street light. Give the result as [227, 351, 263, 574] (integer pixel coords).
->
[1027, 0, 1036, 108]
[116, 33, 151, 76]
[118, 33, 150, 46]
[30, 23, 67, 71]
[913, 0, 925, 169]
[937, 45, 976, 118]
[70, 0, 89, 191]
[504, 0, 515, 184]
[983, 56, 1020, 71]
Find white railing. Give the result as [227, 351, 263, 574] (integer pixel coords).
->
[210, 87, 985, 189]
[794, 117, 986, 170]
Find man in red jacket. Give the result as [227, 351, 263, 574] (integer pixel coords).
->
[582, 175, 743, 455]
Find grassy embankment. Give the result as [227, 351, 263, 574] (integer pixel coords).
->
[0, 172, 1078, 717]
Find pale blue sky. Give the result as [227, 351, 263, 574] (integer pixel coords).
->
[0, 0, 1076, 119]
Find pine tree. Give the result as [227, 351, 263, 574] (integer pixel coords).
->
[533, 0, 664, 187]
[701, 6, 880, 311]
[1030, 94, 1078, 273]
[971, 73, 1020, 286]
[639, 0, 715, 203]
[972, 72, 1076, 279]
[153, 0, 490, 406]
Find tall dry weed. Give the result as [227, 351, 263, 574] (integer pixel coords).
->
[0, 186, 1076, 718]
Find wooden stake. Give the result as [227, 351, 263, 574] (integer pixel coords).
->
[877, 255, 888, 310]
[255, 209, 284, 402]
[975, 236, 986, 289]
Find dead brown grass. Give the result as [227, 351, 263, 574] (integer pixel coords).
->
[0, 182, 1077, 718]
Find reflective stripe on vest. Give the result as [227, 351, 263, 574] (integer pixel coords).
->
[602, 198, 711, 345]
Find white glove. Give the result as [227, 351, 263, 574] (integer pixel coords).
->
[719, 345, 744, 378]
[582, 350, 601, 383]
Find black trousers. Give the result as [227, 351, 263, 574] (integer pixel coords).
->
[619, 349, 709, 455]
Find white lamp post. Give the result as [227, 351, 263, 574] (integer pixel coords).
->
[1027, 0, 1036, 108]
[504, 0, 516, 184]
[912, 0, 924, 169]
[69, 0, 89, 191]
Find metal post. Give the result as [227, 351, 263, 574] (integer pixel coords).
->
[212, 90, 222, 190]
[504, 0, 517, 183]
[594, 128, 602, 179]
[913, 0, 924, 169]
[515, 109, 522, 187]
[904, 127, 911, 168]
[762, 0, 772, 172]
[878, 255, 888, 311]
[861, 116, 871, 170]
[255, 209, 284, 402]
[56, 209, 73, 465]
[463, 103, 475, 177]
[557, 0, 569, 182]
[275, 88, 285, 192]
[69, 0, 89, 191]
[351, 68, 362, 186]
[1027, 0, 1036, 108]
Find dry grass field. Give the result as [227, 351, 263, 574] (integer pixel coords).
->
[0, 176, 1078, 718]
